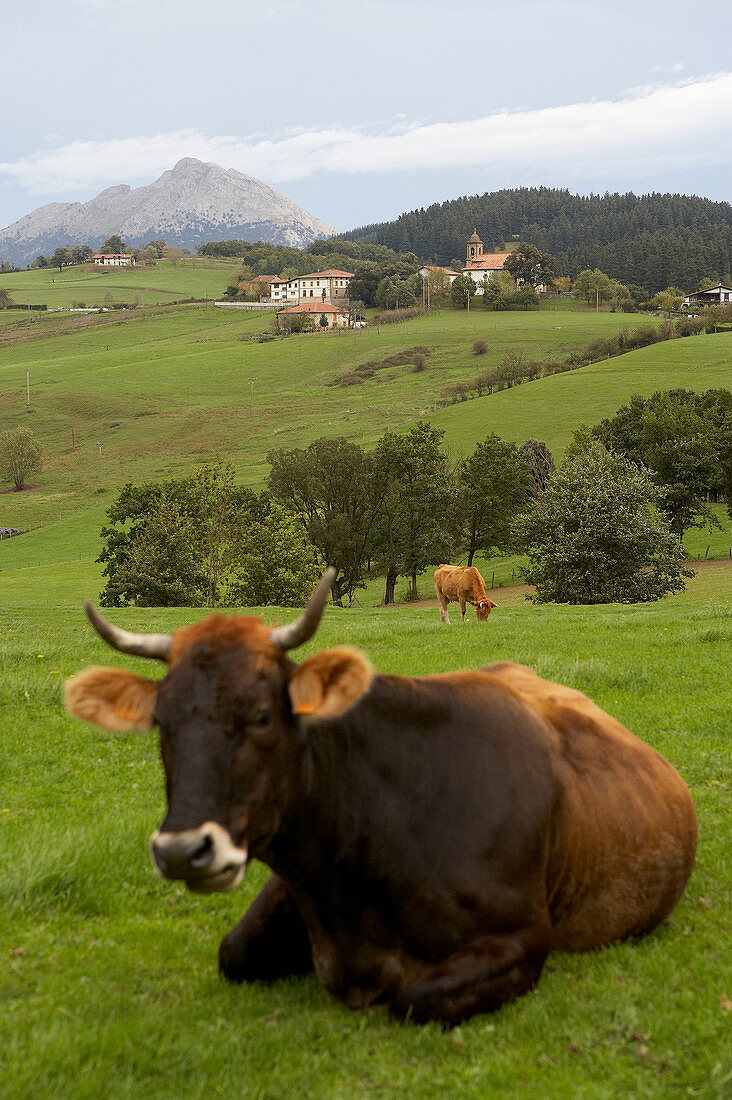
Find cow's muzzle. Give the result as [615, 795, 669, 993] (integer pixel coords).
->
[150, 821, 247, 893]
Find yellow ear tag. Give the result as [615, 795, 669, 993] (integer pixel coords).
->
[293, 702, 317, 715]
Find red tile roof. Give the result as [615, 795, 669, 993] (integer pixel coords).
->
[464, 252, 511, 271]
[278, 302, 348, 314]
[300, 270, 354, 279]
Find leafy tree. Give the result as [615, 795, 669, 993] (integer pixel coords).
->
[518, 438, 555, 498]
[594, 389, 729, 541]
[649, 286, 685, 313]
[505, 243, 555, 288]
[459, 435, 533, 566]
[228, 502, 320, 606]
[110, 497, 205, 607]
[0, 425, 42, 491]
[573, 268, 616, 307]
[450, 274, 477, 309]
[268, 437, 380, 605]
[192, 462, 246, 606]
[0, 287, 14, 308]
[371, 423, 457, 602]
[698, 277, 717, 290]
[101, 234, 127, 254]
[516, 442, 691, 604]
[52, 247, 72, 271]
[71, 245, 93, 265]
[98, 466, 257, 607]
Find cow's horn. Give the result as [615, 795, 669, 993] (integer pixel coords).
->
[270, 567, 336, 651]
[84, 601, 173, 661]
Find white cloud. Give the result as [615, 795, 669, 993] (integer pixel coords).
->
[1, 72, 730, 198]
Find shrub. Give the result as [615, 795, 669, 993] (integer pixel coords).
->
[516, 442, 692, 604]
[472, 339, 488, 356]
[0, 425, 42, 491]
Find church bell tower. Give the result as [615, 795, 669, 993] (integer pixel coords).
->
[467, 228, 483, 263]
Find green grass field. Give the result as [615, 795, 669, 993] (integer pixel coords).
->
[0, 257, 242, 308]
[1, 297, 730, 1097]
[1, 304, 730, 596]
[1, 565, 730, 1099]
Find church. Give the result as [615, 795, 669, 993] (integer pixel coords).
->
[418, 231, 514, 294]
[463, 230, 512, 288]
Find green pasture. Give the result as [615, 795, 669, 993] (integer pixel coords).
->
[1, 305, 730, 597]
[0, 257, 243, 308]
[1, 564, 730, 1099]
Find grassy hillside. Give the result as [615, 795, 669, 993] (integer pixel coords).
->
[0, 257, 242, 308]
[1, 305, 730, 600]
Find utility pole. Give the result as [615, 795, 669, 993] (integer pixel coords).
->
[96, 442, 105, 491]
[26, 369, 30, 406]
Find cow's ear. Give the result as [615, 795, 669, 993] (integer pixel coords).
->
[65, 666, 158, 732]
[288, 647, 373, 721]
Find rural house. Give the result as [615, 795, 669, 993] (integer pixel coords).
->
[271, 270, 354, 303]
[276, 301, 350, 330]
[93, 253, 136, 267]
[683, 284, 732, 306]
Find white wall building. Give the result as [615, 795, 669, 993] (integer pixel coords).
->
[93, 253, 136, 267]
[462, 231, 511, 289]
[270, 269, 354, 302]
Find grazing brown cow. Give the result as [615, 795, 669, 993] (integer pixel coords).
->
[434, 564, 496, 623]
[65, 570, 696, 1027]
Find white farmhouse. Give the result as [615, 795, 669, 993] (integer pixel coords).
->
[270, 269, 354, 303]
[93, 253, 136, 267]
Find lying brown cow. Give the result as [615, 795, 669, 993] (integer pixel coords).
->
[65, 570, 696, 1027]
[434, 564, 496, 622]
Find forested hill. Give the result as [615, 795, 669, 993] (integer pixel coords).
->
[344, 188, 732, 293]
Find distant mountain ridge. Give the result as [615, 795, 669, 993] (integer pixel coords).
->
[344, 187, 732, 293]
[0, 158, 335, 267]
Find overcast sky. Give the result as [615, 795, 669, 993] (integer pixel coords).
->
[2, 0, 731, 232]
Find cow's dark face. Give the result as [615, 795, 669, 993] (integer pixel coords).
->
[475, 599, 497, 621]
[65, 602, 372, 895]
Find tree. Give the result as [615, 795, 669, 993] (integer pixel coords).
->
[372, 423, 457, 602]
[268, 437, 380, 605]
[515, 442, 691, 604]
[0, 287, 14, 309]
[0, 426, 42, 491]
[594, 389, 727, 542]
[228, 502, 320, 606]
[97, 466, 257, 607]
[504, 243, 555, 288]
[459, 436, 533, 566]
[110, 497, 205, 607]
[192, 462, 245, 606]
[71, 245, 93, 265]
[101, 234, 126, 254]
[572, 268, 616, 308]
[450, 274, 477, 309]
[518, 439, 555, 498]
[649, 286, 685, 313]
[52, 247, 72, 271]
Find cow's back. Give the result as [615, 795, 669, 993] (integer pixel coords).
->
[484, 662, 697, 951]
[435, 565, 483, 601]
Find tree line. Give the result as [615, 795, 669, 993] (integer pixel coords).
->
[343, 187, 732, 294]
[96, 386, 731, 610]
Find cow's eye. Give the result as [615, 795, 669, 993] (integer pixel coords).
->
[252, 709, 272, 729]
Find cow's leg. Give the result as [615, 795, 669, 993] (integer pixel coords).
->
[219, 874, 313, 983]
[459, 598, 468, 623]
[435, 586, 451, 624]
[389, 927, 549, 1027]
